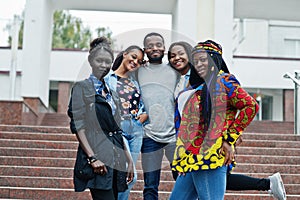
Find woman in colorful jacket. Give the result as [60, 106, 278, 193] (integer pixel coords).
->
[168, 40, 286, 200]
[170, 40, 259, 200]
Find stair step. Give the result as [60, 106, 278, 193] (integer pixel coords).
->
[0, 165, 73, 178]
[236, 146, 300, 156]
[0, 139, 78, 149]
[0, 147, 77, 158]
[240, 139, 300, 148]
[0, 187, 91, 200]
[0, 176, 73, 189]
[0, 156, 75, 168]
[235, 163, 300, 174]
[0, 125, 70, 134]
[0, 131, 77, 141]
[235, 154, 300, 165]
[243, 133, 300, 141]
[246, 121, 294, 134]
[39, 113, 69, 127]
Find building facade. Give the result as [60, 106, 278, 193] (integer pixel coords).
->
[1, 0, 300, 129]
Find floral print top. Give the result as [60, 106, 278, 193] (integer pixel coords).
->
[172, 73, 259, 173]
[116, 77, 141, 116]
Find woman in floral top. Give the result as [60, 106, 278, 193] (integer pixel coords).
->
[104, 45, 148, 200]
[170, 40, 259, 200]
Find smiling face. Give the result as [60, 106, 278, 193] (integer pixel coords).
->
[89, 49, 113, 80]
[144, 35, 165, 63]
[192, 51, 209, 78]
[122, 49, 144, 72]
[169, 45, 190, 75]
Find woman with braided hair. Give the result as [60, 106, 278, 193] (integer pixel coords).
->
[170, 40, 259, 200]
[168, 40, 286, 200]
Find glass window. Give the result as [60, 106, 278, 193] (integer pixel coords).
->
[249, 93, 273, 120]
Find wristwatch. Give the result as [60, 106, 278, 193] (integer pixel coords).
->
[87, 156, 97, 164]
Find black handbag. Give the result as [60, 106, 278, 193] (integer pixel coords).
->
[74, 147, 95, 180]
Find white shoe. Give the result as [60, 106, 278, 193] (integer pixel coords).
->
[268, 172, 286, 200]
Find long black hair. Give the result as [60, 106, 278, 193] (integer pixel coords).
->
[190, 40, 230, 134]
[112, 45, 144, 71]
[168, 41, 193, 72]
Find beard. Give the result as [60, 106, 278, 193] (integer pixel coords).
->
[148, 54, 164, 63]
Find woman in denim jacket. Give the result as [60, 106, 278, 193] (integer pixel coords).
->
[105, 45, 148, 200]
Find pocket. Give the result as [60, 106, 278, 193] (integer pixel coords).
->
[74, 148, 95, 181]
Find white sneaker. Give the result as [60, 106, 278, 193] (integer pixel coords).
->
[268, 172, 286, 200]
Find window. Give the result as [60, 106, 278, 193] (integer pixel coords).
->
[250, 93, 273, 120]
[284, 39, 300, 57]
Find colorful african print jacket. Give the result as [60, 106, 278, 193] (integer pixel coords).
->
[172, 72, 259, 173]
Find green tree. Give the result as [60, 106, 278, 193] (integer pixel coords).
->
[52, 10, 92, 49]
[6, 10, 113, 49]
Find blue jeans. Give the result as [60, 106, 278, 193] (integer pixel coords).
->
[170, 166, 227, 200]
[118, 119, 144, 200]
[141, 137, 177, 200]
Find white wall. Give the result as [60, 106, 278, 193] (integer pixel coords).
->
[0, 49, 23, 100]
[0, 49, 22, 71]
[172, 0, 197, 42]
[0, 74, 22, 100]
[49, 50, 89, 82]
[214, 0, 234, 66]
[269, 21, 300, 57]
[232, 57, 300, 89]
[234, 19, 269, 56]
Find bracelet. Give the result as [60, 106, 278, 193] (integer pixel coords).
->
[87, 156, 97, 165]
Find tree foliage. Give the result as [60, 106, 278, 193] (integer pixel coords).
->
[6, 10, 113, 49]
[52, 10, 92, 49]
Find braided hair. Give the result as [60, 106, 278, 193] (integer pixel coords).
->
[190, 40, 230, 134]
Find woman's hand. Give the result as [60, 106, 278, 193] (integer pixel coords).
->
[91, 160, 107, 175]
[126, 161, 134, 184]
[221, 141, 235, 166]
[137, 113, 148, 124]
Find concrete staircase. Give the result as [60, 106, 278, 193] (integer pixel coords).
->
[0, 124, 299, 200]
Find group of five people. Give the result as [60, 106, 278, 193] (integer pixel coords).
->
[68, 32, 286, 200]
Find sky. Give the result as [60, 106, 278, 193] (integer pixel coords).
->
[0, 0, 172, 47]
